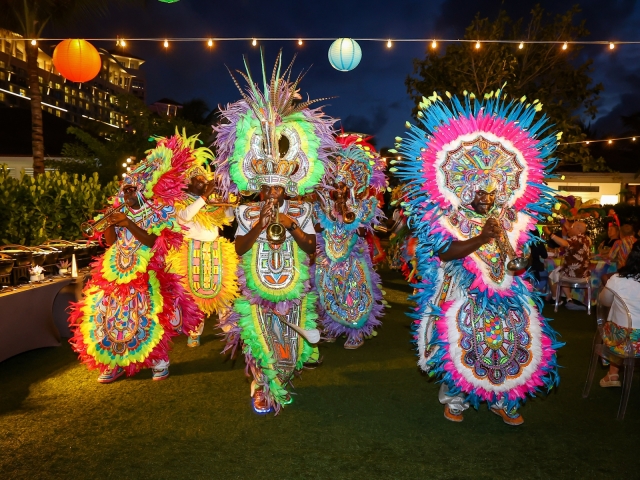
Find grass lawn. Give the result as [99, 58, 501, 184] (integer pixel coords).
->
[1, 270, 638, 479]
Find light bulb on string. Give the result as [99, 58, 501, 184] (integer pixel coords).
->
[252, 38, 257, 46]
[120, 39, 126, 47]
[298, 39, 303, 46]
[431, 40, 437, 49]
[608, 140, 613, 144]
[30, 39, 36, 46]
[387, 39, 392, 48]
[207, 39, 213, 47]
[519, 42, 524, 49]
[609, 42, 615, 50]
[633, 137, 637, 141]
[163, 39, 169, 48]
[562, 42, 568, 50]
[122, 163, 127, 167]
[586, 141, 590, 145]
[475, 41, 481, 49]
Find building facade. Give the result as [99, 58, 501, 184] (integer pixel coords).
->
[0, 29, 146, 130]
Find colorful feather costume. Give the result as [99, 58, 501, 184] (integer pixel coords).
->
[214, 51, 336, 413]
[68, 132, 203, 377]
[167, 143, 239, 327]
[313, 136, 387, 345]
[393, 89, 563, 413]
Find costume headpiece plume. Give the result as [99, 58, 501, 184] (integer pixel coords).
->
[214, 50, 336, 196]
[394, 88, 560, 220]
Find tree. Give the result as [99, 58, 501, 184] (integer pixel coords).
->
[0, 0, 124, 176]
[406, 5, 606, 171]
[50, 93, 212, 184]
[180, 98, 211, 125]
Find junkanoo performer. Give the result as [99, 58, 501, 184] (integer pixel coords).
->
[313, 139, 387, 349]
[168, 154, 239, 347]
[394, 89, 562, 425]
[69, 133, 203, 382]
[214, 52, 335, 413]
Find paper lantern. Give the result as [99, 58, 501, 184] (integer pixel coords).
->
[328, 38, 362, 72]
[52, 39, 101, 83]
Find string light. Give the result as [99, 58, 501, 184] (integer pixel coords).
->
[207, 39, 213, 47]
[120, 39, 126, 47]
[431, 40, 437, 49]
[519, 42, 524, 49]
[562, 42, 568, 50]
[252, 38, 257, 46]
[30, 39, 36, 46]
[298, 39, 303, 45]
[163, 39, 169, 48]
[609, 42, 615, 50]
[387, 39, 392, 48]
[560, 135, 640, 145]
[475, 41, 481, 49]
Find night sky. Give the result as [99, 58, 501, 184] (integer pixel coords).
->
[50, 0, 640, 148]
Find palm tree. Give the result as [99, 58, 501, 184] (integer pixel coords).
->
[0, 1, 119, 176]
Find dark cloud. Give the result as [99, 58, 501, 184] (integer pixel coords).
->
[341, 105, 391, 136]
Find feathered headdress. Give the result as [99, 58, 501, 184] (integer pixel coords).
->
[335, 132, 387, 194]
[118, 129, 213, 205]
[214, 50, 336, 196]
[393, 88, 560, 222]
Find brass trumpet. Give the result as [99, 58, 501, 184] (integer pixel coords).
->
[488, 215, 529, 272]
[266, 198, 286, 245]
[339, 200, 356, 224]
[81, 206, 124, 236]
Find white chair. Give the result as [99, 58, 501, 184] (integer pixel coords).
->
[554, 275, 592, 315]
[583, 286, 639, 420]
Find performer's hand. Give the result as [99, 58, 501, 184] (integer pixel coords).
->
[259, 200, 274, 229]
[202, 181, 217, 199]
[542, 226, 551, 236]
[109, 212, 129, 227]
[480, 218, 500, 242]
[279, 214, 294, 229]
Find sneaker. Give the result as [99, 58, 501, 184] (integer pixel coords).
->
[152, 366, 170, 381]
[565, 301, 586, 311]
[252, 390, 272, 414]
[187, 335, 201, 348]
[344, 334, 364, 350]
[97, 366, 125, 384]
[491, 406, 524, 426]
[444, 405, 464, 423]
[600, 373, 621, 387]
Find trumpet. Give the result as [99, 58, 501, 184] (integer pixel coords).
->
[266, 198, 286, 245]
[488, 215, 529, 272]
[81, 206, 125, 236]
[339, 200, 356, 224]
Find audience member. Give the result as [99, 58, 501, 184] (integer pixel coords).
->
[598, 241, 640, 387]
[544, 221, 591, 310]
[608, 224, 636, 267]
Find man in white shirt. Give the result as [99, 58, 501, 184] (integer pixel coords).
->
[170, 169, 239, 347]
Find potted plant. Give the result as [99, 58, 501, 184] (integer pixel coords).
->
[29, 265, 44, 282]
[58, 259, 70, 275]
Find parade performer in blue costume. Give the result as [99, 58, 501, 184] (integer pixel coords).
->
[214, 51, 335, 414]
[394, 89, 563, 425]
[313, 136, 387, 349]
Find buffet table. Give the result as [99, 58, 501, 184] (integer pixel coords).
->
[0, 275, 80, 362]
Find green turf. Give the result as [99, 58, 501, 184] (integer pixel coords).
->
[1, 270, 638, 479]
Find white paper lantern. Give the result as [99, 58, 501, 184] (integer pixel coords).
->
[328, 38, 362, 72]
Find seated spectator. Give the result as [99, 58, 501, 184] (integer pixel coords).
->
[597, 224, 619, 255]
[598, 241, 640, 387]
[607, 224, 636, 267]
[544, 221, 591, 310]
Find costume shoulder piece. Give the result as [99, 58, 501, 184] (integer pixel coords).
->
[214, 50, 337, 196]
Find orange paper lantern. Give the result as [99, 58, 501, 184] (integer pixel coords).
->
[52, 39, 101, 83]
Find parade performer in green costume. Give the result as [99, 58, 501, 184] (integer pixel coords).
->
[215, 51, 335, 413]
[69, 132, 203, 382]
